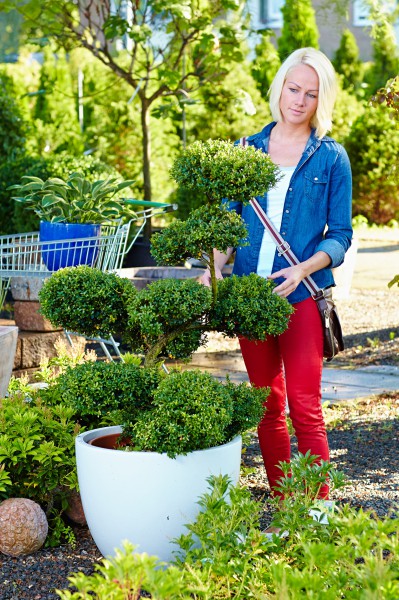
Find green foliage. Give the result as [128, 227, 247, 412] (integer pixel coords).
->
[0, 152, 122, 235]
[126, 277, 212, 362]
[130, 369, 234, 457]
[32, 46, 83, 156]
[54, 361, 162, 425]
[388, 274, 399, 288]
[0, 391, 80, 546]
[344, 103, 399, 224]
[277, 0, 319, 61]
[39, 266, 136, 338]
[222, 378, 267, 441]
[330, 79, 365, 143]
[56, 541, 194, 600]
[251, 32, 281, 98]
[58, 465, 399, 598]
[150, 204, 248, 266]
[9, 172, 135, 223]
[0, 79, 26, 161]
[371, 75, 399, 121]
[210, 273, 294, 339]
[170, 139, 281, 205]
[364, 4, 399, 95]
[332, 29, 363, 93]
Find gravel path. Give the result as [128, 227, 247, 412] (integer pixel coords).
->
[0, 287, 398, 599]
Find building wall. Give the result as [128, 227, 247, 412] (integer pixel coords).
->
[247, 0, 399, 62]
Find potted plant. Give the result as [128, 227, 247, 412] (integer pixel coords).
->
[38, 139, 293, 562]
[8, 172, 135, 270]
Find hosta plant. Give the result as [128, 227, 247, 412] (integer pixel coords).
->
[8, 172, 136, 224]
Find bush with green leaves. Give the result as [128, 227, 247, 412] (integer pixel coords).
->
[344, 103, 399, 224]
[210, 273, 294, 340]
[0, 81, 26, 162]
[39, 265, 136, 338]
[54, 361, 163, 426]
[0, 391, 81, 546]
[277, 0, 319, 60]
[59, 461, 399, 599]
[9, 172, 135, 224]
[332, 29, 363, 93]
[170, 139, 280, 206]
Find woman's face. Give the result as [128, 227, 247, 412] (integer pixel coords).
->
[279, 64, 319, 128]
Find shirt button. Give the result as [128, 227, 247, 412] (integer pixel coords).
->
[285, 209, 289, 213]
[314, 177, 318, 181]
[282, 232, 286, 235]
[288, 187, 293, 191]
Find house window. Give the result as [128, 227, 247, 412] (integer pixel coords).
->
[260, 0, 284, 28]
[353, 0, 398, 27]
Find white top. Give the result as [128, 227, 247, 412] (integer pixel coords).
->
[257, 166, 295, 278]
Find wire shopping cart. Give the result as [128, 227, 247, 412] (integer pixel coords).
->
[1, 200, 177, 360]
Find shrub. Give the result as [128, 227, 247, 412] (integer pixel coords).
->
[170, 139, 280, 206]
[54, 361, 162, 424]
[0, 391, 80, 546]
[130, 370, 234, 457]
[0, 81, 26, 162]
[38, 266, 136, 338]
[210, 273, 294, 340]
[344, 103, 399, 224]
[332, 29, 363, 93]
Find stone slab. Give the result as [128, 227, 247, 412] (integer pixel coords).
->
[179, 352, 399, 403]
[0, 326, 18, 397]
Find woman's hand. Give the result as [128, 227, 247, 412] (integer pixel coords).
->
[268, 265, 306, 298]
[268, 251, 331, 297]
[199, 267, 224, 288]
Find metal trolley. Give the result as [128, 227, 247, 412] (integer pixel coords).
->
[0, 200, 177, 359]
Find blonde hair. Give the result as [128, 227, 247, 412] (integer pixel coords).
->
[269, 47, 338, 139]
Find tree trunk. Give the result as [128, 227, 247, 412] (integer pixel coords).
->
[141, 98, 152, 240]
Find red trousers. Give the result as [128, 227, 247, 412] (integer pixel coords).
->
[239, 297, 329, 498]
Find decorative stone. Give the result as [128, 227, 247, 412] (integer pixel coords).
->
[65, 491, 87, 526]
[0, 498, 48, 556]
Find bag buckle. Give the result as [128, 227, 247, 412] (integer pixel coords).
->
[277, 241, 291, 256]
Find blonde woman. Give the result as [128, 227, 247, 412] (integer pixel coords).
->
[201, 48, 353, 503]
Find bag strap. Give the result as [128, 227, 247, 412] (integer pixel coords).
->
[239, 136, 323, 300]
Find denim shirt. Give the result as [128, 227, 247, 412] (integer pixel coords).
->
[228, 122, 353, 304]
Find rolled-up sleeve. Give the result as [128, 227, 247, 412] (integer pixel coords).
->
[316, 146, 353, 268]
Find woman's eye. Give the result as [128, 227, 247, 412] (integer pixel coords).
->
[307, 93, 317, 99]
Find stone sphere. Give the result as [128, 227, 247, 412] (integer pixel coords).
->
[0, 498, 48, 556]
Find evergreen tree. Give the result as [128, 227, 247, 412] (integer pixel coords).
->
[333, 29, 363, 92]
[277, 0, 319, 61]
[251, 32, 281, 98]
[365, 14, 399, 95]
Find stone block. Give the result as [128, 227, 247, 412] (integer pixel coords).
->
[13, 301, 61, 332]
[10, 277, 47, 301]
[18, 331, 62, 370]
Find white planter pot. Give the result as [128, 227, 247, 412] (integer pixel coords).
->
[75, 425, 242, 562]
[0, 326, 18, 397]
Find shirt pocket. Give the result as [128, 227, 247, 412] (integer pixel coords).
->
[304, 172, 328, 202]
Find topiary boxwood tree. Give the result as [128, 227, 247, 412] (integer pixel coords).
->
[39, 139, 292, 369]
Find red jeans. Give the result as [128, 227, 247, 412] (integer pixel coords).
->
[239, 296, 329, 498]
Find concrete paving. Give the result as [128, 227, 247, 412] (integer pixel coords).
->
[184, 351, 399, 404]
